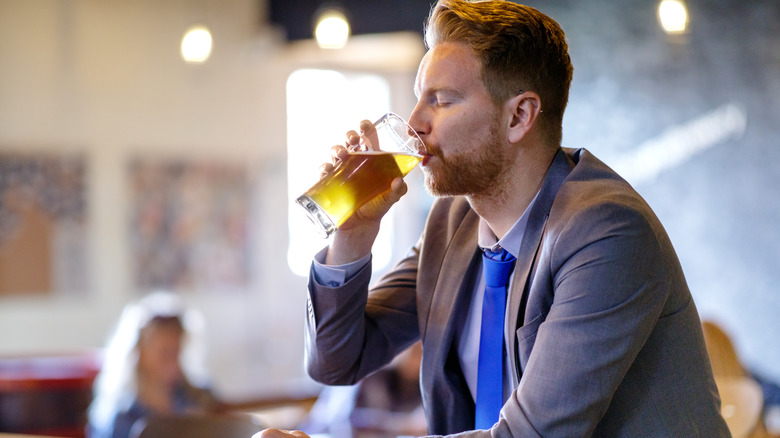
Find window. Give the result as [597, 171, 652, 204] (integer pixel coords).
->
[286, 69, 394, 276]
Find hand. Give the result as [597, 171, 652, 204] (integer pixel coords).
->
[323, 120, 408, 265]
[317, 119, 379, 176]
[252, 429, 310, 438]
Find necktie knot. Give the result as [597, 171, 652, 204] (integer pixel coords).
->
[482, 249, 517, 288]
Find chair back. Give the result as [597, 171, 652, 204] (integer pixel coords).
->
[702, 320, 746, 378]
[715, 377, 765, 438]
[702, 321, 769, 438]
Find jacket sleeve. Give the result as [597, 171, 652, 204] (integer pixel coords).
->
[305, 246, 422, 386]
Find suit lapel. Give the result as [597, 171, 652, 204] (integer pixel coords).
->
[425, 208, 480, 359]
[422, 207, 482, 434]
[506, 148, 574, 384]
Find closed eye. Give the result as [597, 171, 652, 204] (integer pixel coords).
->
[415, 88, 462, 109]
[433, 96, 451, 107]
[432, 90, 461, 107]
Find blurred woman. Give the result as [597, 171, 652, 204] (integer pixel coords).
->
[87, 291, 217, 438]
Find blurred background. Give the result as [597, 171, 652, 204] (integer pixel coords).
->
[0, 0, 778, 435]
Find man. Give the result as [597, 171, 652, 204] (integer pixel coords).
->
[261, 0, 730, 436]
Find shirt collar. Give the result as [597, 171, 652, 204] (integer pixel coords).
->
[477, 190, 541, 258]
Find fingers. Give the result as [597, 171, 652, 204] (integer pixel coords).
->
[330, 144, 349, 162]
[346, 129, 361, 151]
[318, 162, 334, 179]
[387, 176, 408, 204]
[366, 177, 407, 214]
[319, 144, 348, 178]
[359, 119, 380, 151]
[346, 119, 375, 151]
[351, 177, 407, 224]
[319, 119, 372, 178]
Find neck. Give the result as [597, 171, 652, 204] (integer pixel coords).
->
[468, 145, 556, 238]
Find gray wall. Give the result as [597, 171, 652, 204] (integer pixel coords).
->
[528, 0, 780, 382]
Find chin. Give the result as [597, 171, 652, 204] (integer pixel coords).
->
[423, 173, 444, 196]
[425, 178, 461, 197]
[424, 169, 480, 197]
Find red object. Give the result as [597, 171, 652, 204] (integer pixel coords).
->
[0, 351, 101, 437]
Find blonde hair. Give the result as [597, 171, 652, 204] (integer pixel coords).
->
[87, 291, 208, 434]
[425, 0, 573, 147]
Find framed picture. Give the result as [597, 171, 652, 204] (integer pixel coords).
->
[0, 153, 88, 296]
[128, 158, 252, 293]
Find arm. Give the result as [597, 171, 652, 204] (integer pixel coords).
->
[304, 116, 420, 384]
[305, 245, 421, 386]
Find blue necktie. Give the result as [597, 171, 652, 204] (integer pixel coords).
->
[475, 248, 516, 429]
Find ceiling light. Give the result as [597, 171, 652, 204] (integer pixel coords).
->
[181, 25, 213, 63]
[658, 0, 689, 34]
[314, 9, 350, 49]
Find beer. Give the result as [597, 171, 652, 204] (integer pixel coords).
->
[296, 151, 422, 236]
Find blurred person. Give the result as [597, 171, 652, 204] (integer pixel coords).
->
[87, 291, 217, 438]
[300, 342, 426, 438]
[350, 341, 425, 436]
[260, 0, 730, 437]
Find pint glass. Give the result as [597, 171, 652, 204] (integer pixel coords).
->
[295, 113, 425, 237]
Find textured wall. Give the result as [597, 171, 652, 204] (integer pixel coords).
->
[527, 0, 780, 382]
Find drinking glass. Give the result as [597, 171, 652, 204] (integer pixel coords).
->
[295, 113, 425, 237]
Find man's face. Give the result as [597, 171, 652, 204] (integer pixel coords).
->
[409, 42, 509, 197]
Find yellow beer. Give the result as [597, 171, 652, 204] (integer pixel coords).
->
[296, 151, 422, 236]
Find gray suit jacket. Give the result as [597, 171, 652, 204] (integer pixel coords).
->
[305, 148, 730, 437]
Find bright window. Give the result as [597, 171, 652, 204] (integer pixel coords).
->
[286, 69, 393, 276]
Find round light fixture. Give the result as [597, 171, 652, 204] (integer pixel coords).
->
[314, 9, 350, 49]
[181, 25, 213, 63]
[658, 0, 689, 34]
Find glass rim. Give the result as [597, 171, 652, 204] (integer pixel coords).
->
[377, 112, 426, 155]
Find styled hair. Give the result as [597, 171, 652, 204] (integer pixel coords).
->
[425, 0, 573, 147]
[87, 291, 208, 434]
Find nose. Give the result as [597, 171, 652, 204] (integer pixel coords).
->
[406, 113, 427, 154]
[407, 102, 429, 141]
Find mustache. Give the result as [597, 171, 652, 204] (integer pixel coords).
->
[422, 143, 441, 157]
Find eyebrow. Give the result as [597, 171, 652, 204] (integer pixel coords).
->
[414, 87, 464, 100]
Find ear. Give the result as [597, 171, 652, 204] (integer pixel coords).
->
[505, 91, 542, 144]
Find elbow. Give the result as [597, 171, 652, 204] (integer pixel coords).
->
[305, 351, 358, 386]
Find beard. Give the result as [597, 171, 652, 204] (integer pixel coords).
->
[423, 120, 509, 197]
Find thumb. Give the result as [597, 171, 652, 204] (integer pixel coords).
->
[388, 176, 408, 202]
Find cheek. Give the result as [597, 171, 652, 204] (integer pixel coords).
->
[439, 107, 496, 146]
[435, 116, 472, 154]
